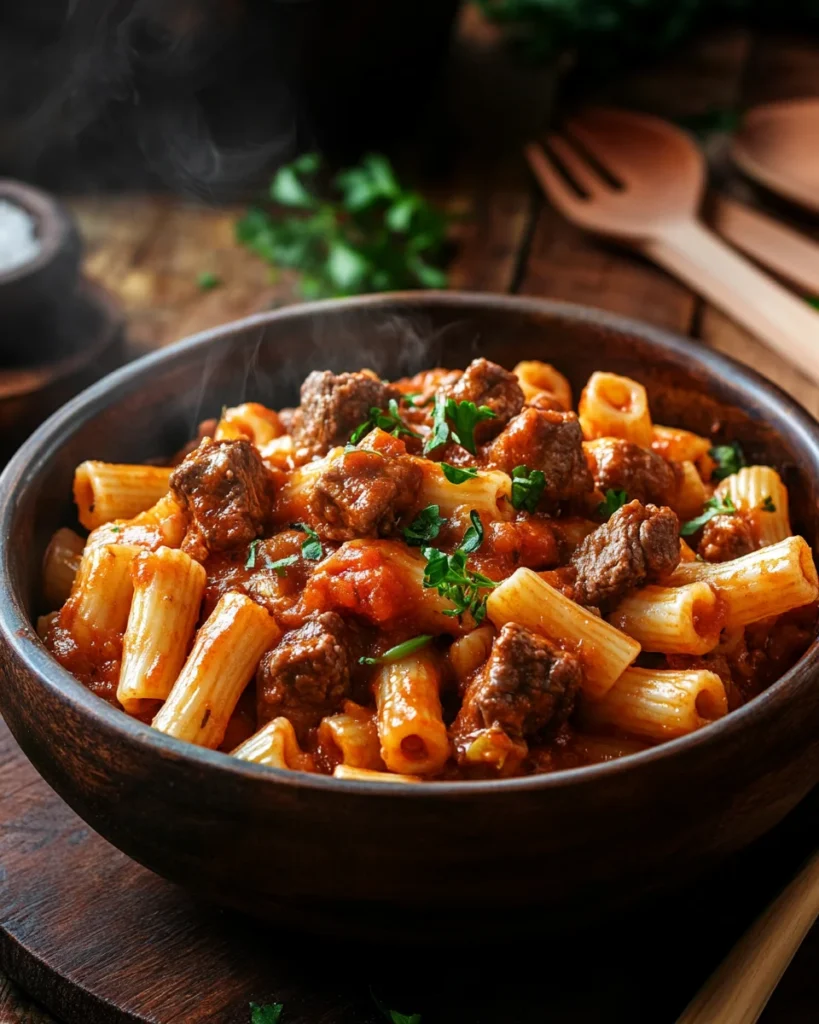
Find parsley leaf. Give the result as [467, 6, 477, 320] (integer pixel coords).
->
[709, 442, 746, 481]
[440, 463, 478, 484]
[446, 399, 496, 455]
[597, 488, 629, 519]
[236, 152, 451, 299]
[681, 495, 737, 536]
[510, 465, 547, 512]
[245, 539, 261, 569]
[421, 512, 496, 623]
[761, 495, 777, 512]
[197, 271, 221, 291]
[359, 635, 433, 665]
[371, 988, 422, 1024]
[250, 1002, 283, 1024]
[266, 553, 298, 577]
[403, 505, 447, 546]
[349, 399, 420, 445]
[424, 391, 451, 454]
[291, 522, 323, 560]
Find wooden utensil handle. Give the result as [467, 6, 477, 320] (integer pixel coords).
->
[676, 851, 819, 1024]
[644, 220, 819, 383]
[713, 196, 819, 295]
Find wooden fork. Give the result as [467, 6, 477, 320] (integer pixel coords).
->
[525, 108, 819, 384]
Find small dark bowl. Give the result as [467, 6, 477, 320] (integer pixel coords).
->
[0, 293, 817, 939]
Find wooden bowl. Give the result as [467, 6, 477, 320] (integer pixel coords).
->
[0, 293, 817, 939]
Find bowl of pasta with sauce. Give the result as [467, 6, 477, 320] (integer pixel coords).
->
[0, 292, 818, 938]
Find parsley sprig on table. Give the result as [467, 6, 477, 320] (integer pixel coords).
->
[510, 465, 547, 512]
[681, 495, 737, 536]
[422, 511, 497, 623]
[236, 152, 451, 299]
[349, 399, 421, 445]
[424, 393, 496, 455]
[709, 441, 746, 481]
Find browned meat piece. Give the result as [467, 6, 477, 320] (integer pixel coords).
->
[698, 513, 756, 563]
[170, 439, 273, 559]
[487, 408, 594, 505]
[587, 438, 680, 507]
[528, 392, 567, 413]
[442, 358, 524, 443]
[452, 623, 581, 759]
[310, 449, 422, 541]
[571, 500, 680, 608]
[257, 611, 351, 740]
[290, 370, 399, 455]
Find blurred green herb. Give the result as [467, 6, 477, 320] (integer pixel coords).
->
[236, 152, 451, 299]
[807, 296, 819, 310]
[197, 271, 221, 291]
[709, 441, 745, 481]
[371, 989, 423, 1024]
[597, 488, 629, 519]
[250, 1003, 283, 1024]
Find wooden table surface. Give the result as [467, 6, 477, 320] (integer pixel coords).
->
[2, 25, 819, 1024]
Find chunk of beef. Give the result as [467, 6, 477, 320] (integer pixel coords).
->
[442, 358, 524, 443]
[257, 611, 351, 740]
[452, 623, 581, 761]
[170, 438, 272, 559]
[587, 438, 679, 507]
[698, 513, 756, 563]
[571, 500, 680, 608]
[291, 370, 399, 456]
[487, 408, 594, 504]
[309, 449, 422, 541]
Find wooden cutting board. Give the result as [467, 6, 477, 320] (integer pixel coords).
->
[0, 715, 817, 1024]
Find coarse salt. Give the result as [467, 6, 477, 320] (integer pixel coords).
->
[0, 199, 41, 274]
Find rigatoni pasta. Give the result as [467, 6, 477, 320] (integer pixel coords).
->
[40, 357, 819, 781]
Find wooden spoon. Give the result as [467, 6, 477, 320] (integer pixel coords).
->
[732, 99, 819, 214]
[525, 107, 819, 383]
[676, 850, 819, 1024]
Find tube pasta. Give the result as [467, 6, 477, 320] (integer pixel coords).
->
[214, 403, 283, 446]
[333, 765, 422, 783]
[673, 460, 707, 520]
[578, 372, 653, 446]
[42, 527, 85, 609]
[74, 462, 174, 530]
[668, 535, 818, 628]
[232, 716, 315, 772]
[580, 667, 728, 741]
[86, 492, 186, 552]
[117, 547, 207, 714]
[651, 425, 711, 464]
[513, 360, 572, 409]
[448, 624, 495, 682]
[318, 701, 382, 770]
[374, 649, 450, 775]
[570, 733, 650, 763]
[487, 568, 640, 700]
[417, 462, 512, 521]
[715, 465, 790, 546]
[152, 592, 280, 749]
[608, 582, 725, 655]
[61, 543, 139, 642]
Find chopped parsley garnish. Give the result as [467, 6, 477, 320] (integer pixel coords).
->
[440, 462, 478, 484]
[423, 394, 496, 455]
[349, 399, 420, 445]
[371, 988, 423, 1024]
[422, 511, 496, 623]
[250, 1003, 283, 1024]
[197, 270, 221, 291]
[510, 465, 547, 512]
[597, 488, 629, 519]
[291, 522, 323, 560]
[403, 504, 447, 546]
[359, 635, 433, 665]
[761, 495, 776, 512]
[110, 525, 121, 534]
[709, 441, 746, 481]
[681, 495, 737, 536]
[424, 391, 451, 454]
[266, 554, 299, 577]
[245, 539, 261, 568]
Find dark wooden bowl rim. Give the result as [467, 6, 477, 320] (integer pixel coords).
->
[1, 291, 818, 798]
